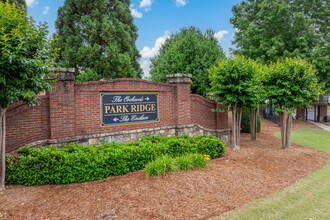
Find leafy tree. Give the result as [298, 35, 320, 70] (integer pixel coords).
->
[231, 0, 329, 89]
[150, 26, 225, 96]
[75, 68, 101, 82]
[55, 0, 142, 80]
[0, 2, 58, 190]
[0, 0, 26, 8]
[209, 56, 263, 149]
[265, 57, 321, 149]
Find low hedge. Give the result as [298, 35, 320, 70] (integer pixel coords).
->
[5, 134, 225, 186]
[241, 107, 261, 133]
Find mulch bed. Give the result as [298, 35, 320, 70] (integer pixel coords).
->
[0, 119, 329, 220]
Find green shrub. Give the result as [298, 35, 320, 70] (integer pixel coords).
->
[241, 107, 261, 133]
[6, 134, 225, 185]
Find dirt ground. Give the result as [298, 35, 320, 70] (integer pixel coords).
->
[0, 119, 329, 220]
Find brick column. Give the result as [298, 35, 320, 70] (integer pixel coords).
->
[167, 74, 192, 126]
[318, 105, 327, 122]
[48, 68, 76, 139]
[296, 107, 306, 120]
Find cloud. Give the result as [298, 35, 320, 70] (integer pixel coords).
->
[175, 0, 187, 7]
[140, 0, 152, 11]
[140, 60, 151, 79]
[25, 0, 37, 7]
[140, 31, 171, 58]
[130, 4, 143, 18]
[214, 30, 229, 42]
[43, 6, 50, 15]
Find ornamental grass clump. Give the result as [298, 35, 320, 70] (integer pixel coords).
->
[144, 155, 178, 177]
[144, 153, 210, 177]
[192, 154, 210, 169]
[175, 155, 194, 170]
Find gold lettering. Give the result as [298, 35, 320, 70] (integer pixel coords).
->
[151, 104, 155, 111]
[110, 106, 116, 114]
[122, 105, 129, 113]
[105, 106, 110, 114]
[116, 105, 122, 113]
[131, 105, 137, 112]
[145, 104, 151, 111]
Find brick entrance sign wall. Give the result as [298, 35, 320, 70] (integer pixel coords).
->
[5, 69, 230, 153]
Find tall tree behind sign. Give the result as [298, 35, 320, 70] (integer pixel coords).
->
[55, 0, 143, 80]
[231, 0, 329, 89]
[150, 26, 225, 97]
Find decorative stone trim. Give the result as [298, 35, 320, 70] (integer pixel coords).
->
[16, 124, 230, 152]
[167, 73, 192, 84]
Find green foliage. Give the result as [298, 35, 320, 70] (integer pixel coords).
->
[75, 68, 101, 82]
[265, 57, 321, 112]
[6, 135, 225, 185]
[0, 0, 26, 8]
[55, 0, 142, 80]
[209, 55, 264, 110]
[144, 153, 210, 177]
[231, 0, 329, 89]
[241, 107, 261, 133]
[174, 155, 194, 171]
[0, 1, 58, 108]
[144, 155, 178, 177]
[150, 26, 225, 96]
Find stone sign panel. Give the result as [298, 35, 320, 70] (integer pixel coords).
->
[100, 92, 159, 126]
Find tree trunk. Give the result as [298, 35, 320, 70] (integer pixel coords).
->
[232, 103, 237, 149]
[279, 111, 286, 149]
[237, 106, 243, 148]
[250, 107, 257, 141]
[0, 107, 7, 191]
[231, 103, 241, 150]
[254, 107, 257, 140]
[285, 113, 292, 149]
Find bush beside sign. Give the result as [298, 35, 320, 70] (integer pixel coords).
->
[100, 92, 159, 126]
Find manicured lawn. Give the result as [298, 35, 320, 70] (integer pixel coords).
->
[211, 128, 330, 220]
[274, 128, 330, 154]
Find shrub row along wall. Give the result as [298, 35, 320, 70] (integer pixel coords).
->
[6, 69, 229, 153]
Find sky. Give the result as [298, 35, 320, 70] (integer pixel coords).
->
[25, 0, 242, 78]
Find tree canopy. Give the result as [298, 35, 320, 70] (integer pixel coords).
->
[55, 0, 142, 80]
[231, 0, 329, 89]
[265, 57, 321, 113]
[150, 26, 225, 96]
[0, 2, 58, 108]
[0, 1, 58, 190]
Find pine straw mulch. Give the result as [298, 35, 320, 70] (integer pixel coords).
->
[0, 119, 329, 220]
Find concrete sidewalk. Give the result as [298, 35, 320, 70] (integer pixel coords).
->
[308, 121, 330, 132]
